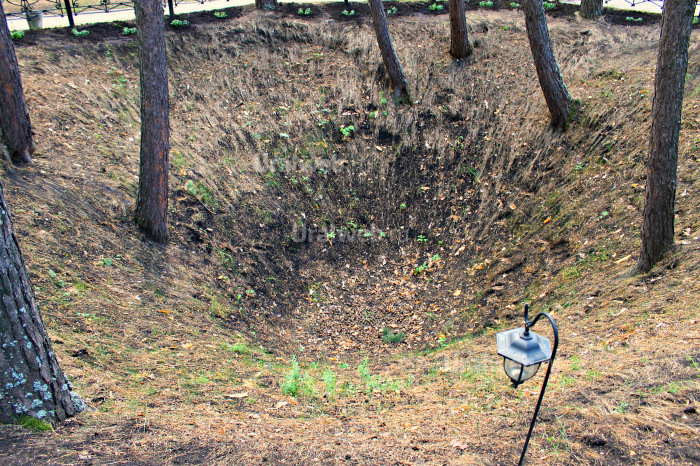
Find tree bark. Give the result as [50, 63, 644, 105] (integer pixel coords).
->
[368, 0, 413, 105]
[0, 182, 82, 424]
[0, 2, 34, 165]
[449, 0, 472, 59]
[635, 0, 695, 274]
[255, 0, 278, 10]
[579, 0, 603, 19]
[134, 0, 170, 243]
[523, 0, 573, 128]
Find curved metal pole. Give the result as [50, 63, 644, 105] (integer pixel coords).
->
[518, 311, 558, 466]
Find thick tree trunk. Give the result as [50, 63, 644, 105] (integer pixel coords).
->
[579, 0, 603, 19]
[449, 0, 472, 59]
[0, 3, 34, 164]
[368, 0, 413, 105]
[134, 0, 170, 243]
[523, 0, 573, 128]
[0, 182, 82, 424]
[255, 0, 278, 10]
[635, 0, 695, 274]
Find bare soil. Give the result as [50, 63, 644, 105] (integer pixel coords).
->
[1, 2, 700, 465]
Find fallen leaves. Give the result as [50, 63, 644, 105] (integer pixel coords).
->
[450, 438, 468, 450]
[615, 254, 632, 264]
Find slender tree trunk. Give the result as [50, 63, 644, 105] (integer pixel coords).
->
[368, 0, 413, 105]
[255, 0, 278, 10]
[523, 0, 573, 128]
[635, 0, 695, 274]
[0, 182, 82, 424]
[449, 0, 472, 59]
[0, 3, 34, 164]
[579, 0, 603, 19]
[134, 0, 170, 243]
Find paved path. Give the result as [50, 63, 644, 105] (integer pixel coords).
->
[4, 0, 673, 31]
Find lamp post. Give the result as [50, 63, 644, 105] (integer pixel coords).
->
[496, 304, 559, 465]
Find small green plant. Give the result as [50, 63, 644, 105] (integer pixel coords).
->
[417, 234, 428, 244]
[478, 1, 493, 7]
[47, 269, 66, 288]
[400, 202, 407, 209]
[340, 125, 355, 137]
[282, 356, 314, 397]
[386, 6, 398, 14]
[543, 2, 556, 9]
[97, 257, 115, 267]
[413, 261, 428, 275]
[342, 9, 355, 15]
[381, 327, 406, 344]
[185, 180, 216, 207]
[323, 370, 337, 399]
[214, 11, 227, 18]
[625, 16, 643, 22]
[170, 19, 189, 27]
[298, 8, 312, 15]
[429, 3, 444, 11]
[326, 231, 336, 241]
[230, 342, 248, 354]
[569, 355, 581, 371]
[18, 415, 53, 432]
[122, 27, 137, 35]
[694, 17, 699, 25]
[509, 2, 521, 7]
[71, 28, 89, 37]
[11, 30, 25, 40]
[614, 401, 630, 413]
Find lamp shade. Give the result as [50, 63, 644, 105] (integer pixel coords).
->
[497, 327, 552, 385]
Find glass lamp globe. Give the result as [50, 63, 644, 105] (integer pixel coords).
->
[504, 359, 541, 385]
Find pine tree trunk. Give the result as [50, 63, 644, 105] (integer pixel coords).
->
[0, 182, 82, 424]
[0, 3, 34, 165]
[635, 0, 695, 274]
[134, 0, 170, 243]
[579, 0, 603, 19]
[255, 0, 278, 10]
[449, 0, 472, 59]
[523, 0, 573, 128]
[368, 0, 413, 105]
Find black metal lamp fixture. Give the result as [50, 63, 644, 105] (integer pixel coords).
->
[496, 304, 559, 466]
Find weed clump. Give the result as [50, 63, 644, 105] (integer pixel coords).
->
[17, 415, 53, 431]
[381, 327, 406, 344]
[282, 356, 314, 397]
